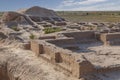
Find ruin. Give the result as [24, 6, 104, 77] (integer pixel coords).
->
[27, 31, 120, 79]
[100, 33, 120, 45]
[1, 6, 120, 80]
[2, 6, 66, 28]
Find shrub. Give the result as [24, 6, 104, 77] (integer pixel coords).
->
[29, 34, 35, 39]
[44, 27, 62, 34]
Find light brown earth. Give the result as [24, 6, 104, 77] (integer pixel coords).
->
[75, 42, 120, 68]
[0, 44, 79, 80]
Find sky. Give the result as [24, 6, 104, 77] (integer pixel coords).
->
[0, 0, 120, 11]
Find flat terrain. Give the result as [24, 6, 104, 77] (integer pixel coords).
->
[76, 42, 120, 68]
[57, 11, 120, 22]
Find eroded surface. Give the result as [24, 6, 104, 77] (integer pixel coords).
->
[0, 45, 78, 80]
[75, 42, 120, 68]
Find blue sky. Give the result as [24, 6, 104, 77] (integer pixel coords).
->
[0, 0, 120, 11]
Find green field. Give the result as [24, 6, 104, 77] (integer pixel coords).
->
[57, 11, 120, 23]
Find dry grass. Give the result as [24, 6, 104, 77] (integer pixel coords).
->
[57, 11, 120, 22]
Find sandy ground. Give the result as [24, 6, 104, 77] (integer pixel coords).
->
[74, 42, 120, 68]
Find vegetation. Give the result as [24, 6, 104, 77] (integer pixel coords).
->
[44, 27, 62, 34]
[57, 11, 120, 22]
[29, 33, 35, 39]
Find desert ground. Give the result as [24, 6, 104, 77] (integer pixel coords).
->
[57, 11, 120, 22]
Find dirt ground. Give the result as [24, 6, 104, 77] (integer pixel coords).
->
[74, 42, 120, 69]
[0, 44, 79, 80]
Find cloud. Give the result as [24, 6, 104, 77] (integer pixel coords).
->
[61, 0, 107, 7]
[55, 0, 120, 11]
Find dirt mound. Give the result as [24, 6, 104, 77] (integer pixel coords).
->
[20, 6, 59, 17]
[2, 11, 22, 23]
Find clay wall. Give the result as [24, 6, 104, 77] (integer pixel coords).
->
[100, 33, 120, 45]
[96, 66, 120, 73]
[31, 41, 43, 56]
[30, 40, 95, 78]
[62, 31, 97, 43]
[54, 22, 67, 26]
[72, 60, 95, 78]
[100, 34, 107, 44]
[23, 42, 31, 50]
[106, 33, 120, 40]
[39, 36, 56, 40]
[47, 38, 77, 47]
[62, 31, 95, 39]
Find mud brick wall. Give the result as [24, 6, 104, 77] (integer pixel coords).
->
[62, 31, 97, 43]
[39, 36, 56, 40]
[95, 32, 101, 41]
[58, 51, 74, 65]
[30, 40, 75, 73]
[72, 60, 95, 78]
[54, 50, 76, 75]
[62, 31, 95, 39]
[53, 51, 75, 74]
[96, 66, 120, 73]
[54, 22, 67, 26]
[41, 44, 56, 61]
[30, 40, 95, 79]
[31, 41, 43, 56]
[43, 45, 54, 56]
[23, 42, 31, 50]
[31, 40, 75, 65]
[111, 29, 120, 32]
[107, 33, 120, 40]
[100, 34, 107, 45]
[47, 38, 76, 47]
[100, 33, 120, 45]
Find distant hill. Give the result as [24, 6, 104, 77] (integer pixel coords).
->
[57, 11, 120, 22]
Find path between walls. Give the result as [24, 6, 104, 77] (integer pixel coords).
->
[0, 45, 79, 80]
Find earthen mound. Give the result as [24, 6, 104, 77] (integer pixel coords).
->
[2, 11, 21, 23]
